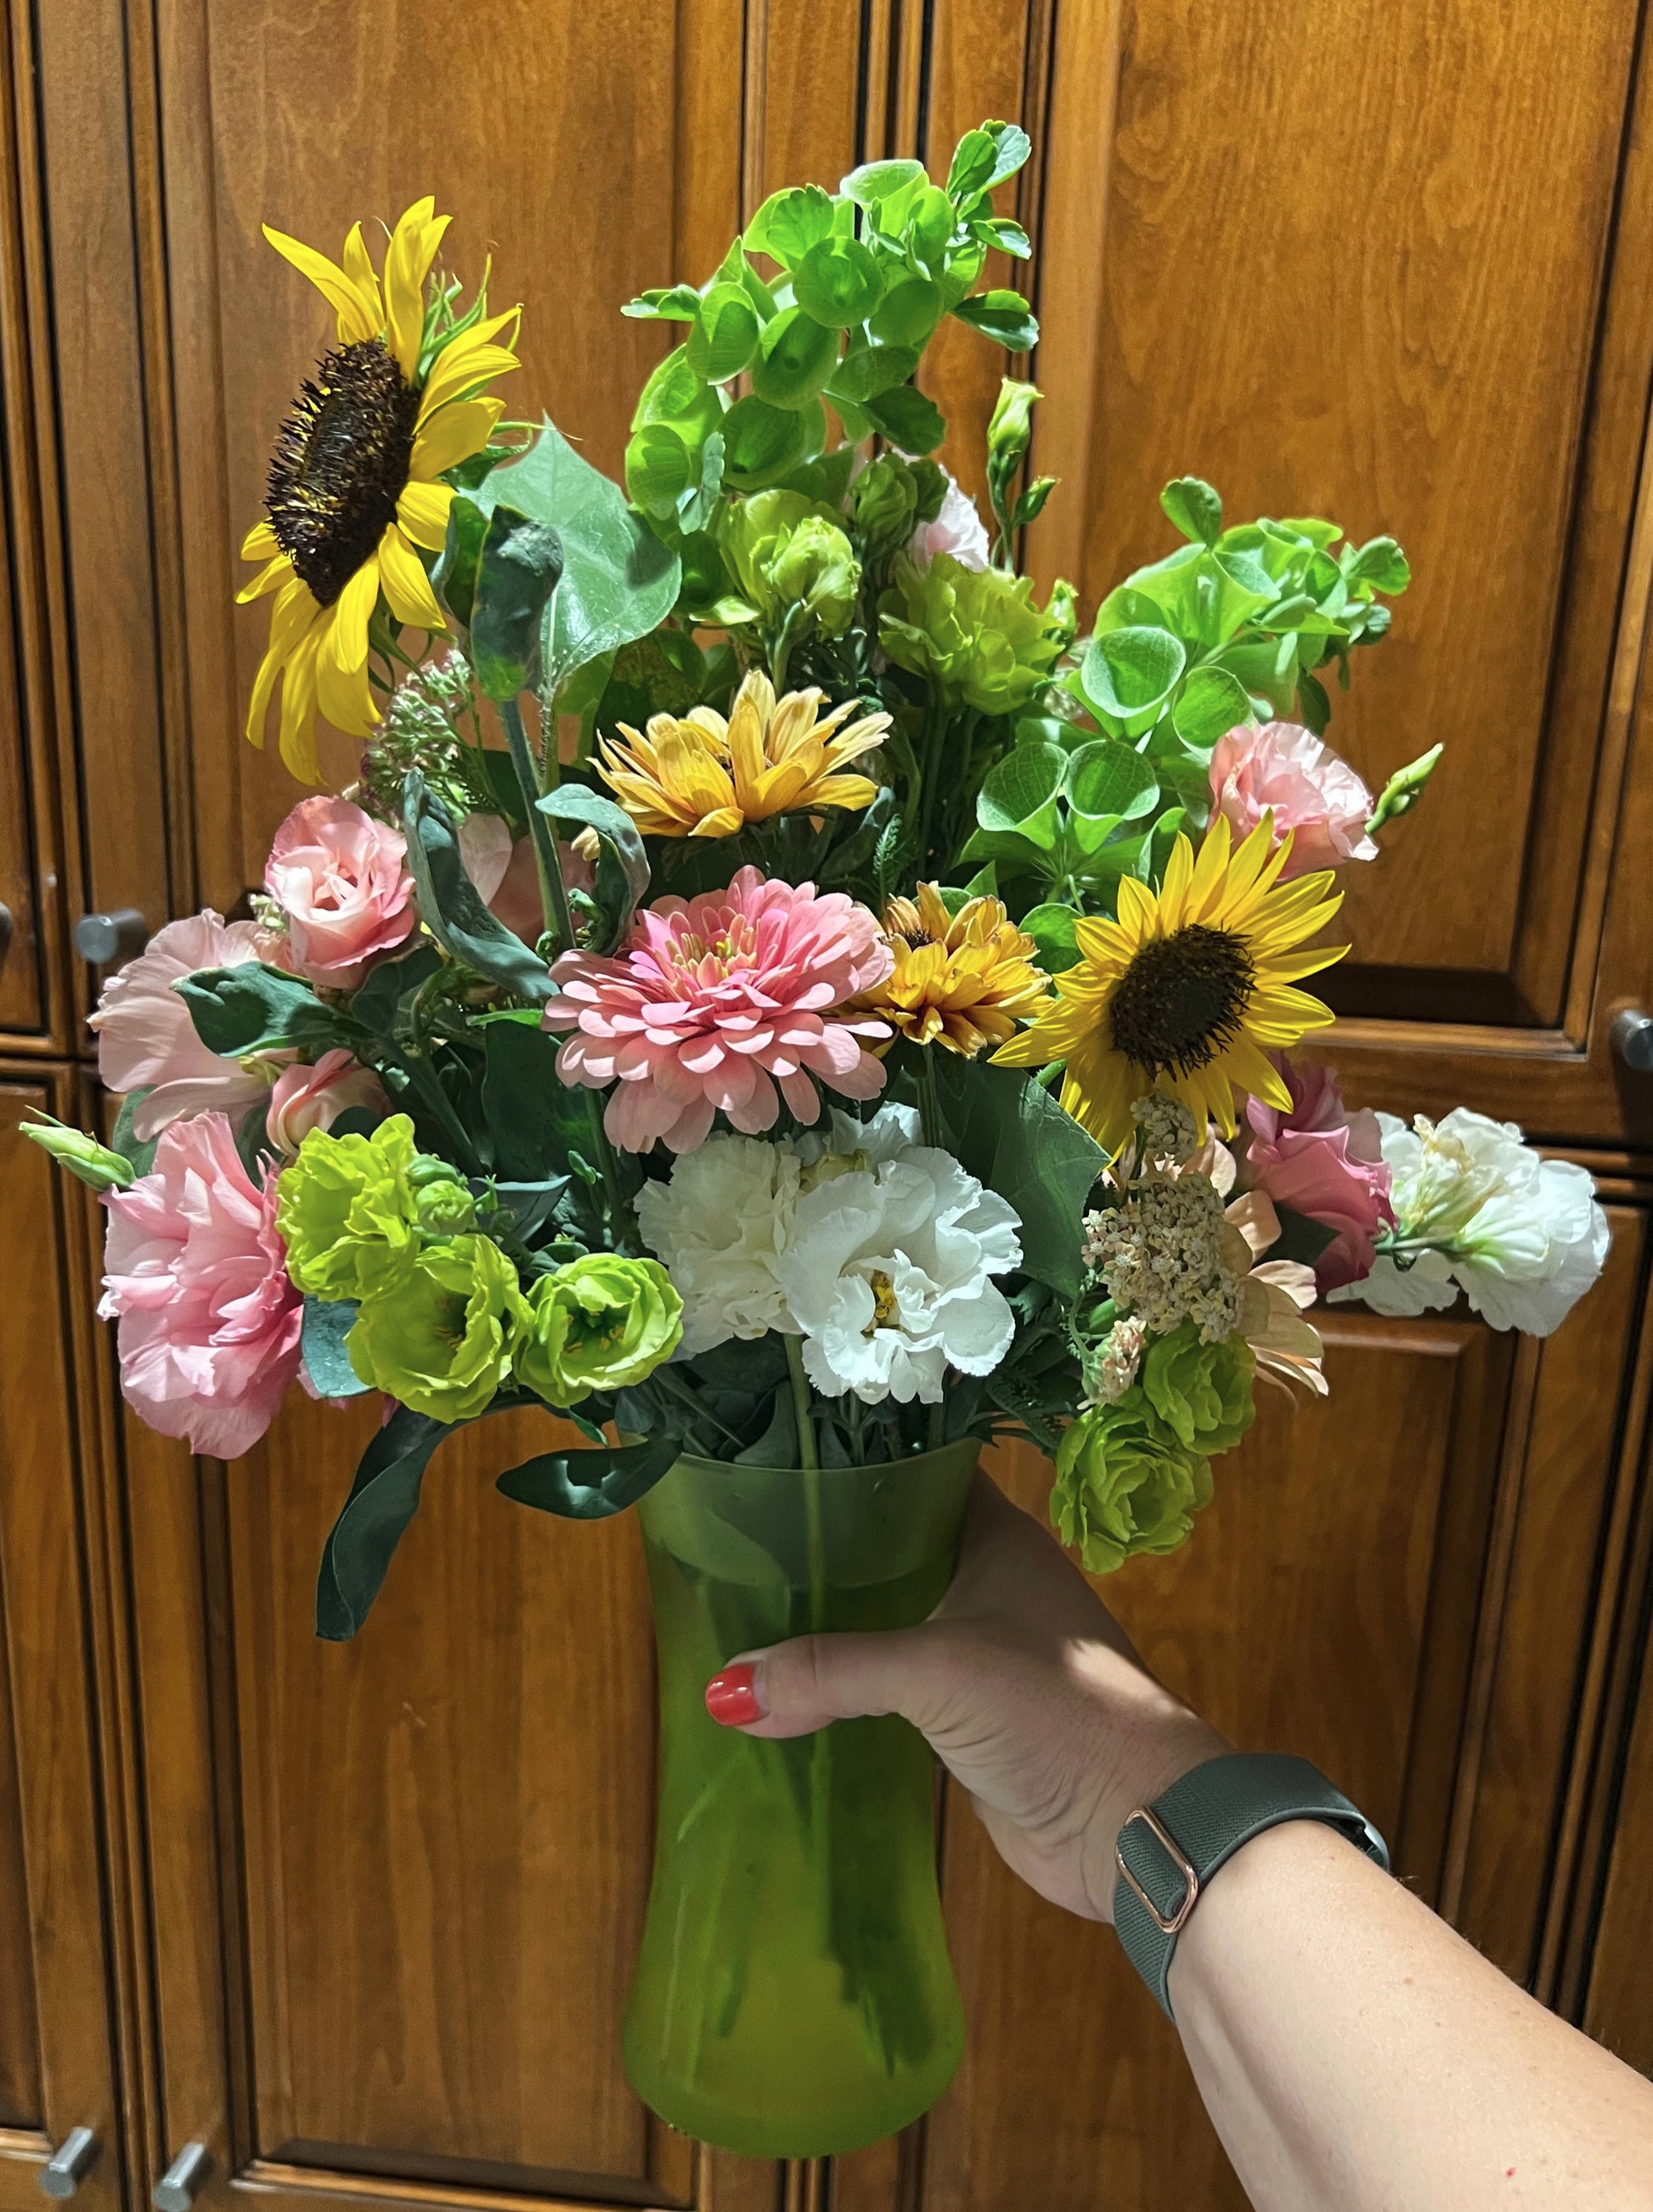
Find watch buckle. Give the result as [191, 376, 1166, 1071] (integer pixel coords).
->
[1117, 1806, 1199, 1935]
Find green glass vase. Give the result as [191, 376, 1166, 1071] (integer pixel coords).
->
[622, 1441, 979, 2158]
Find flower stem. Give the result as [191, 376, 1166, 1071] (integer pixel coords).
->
[500, 692, 575, 955]
[917, 1047, 944, 1148]
[786, 1335, 819, 1472]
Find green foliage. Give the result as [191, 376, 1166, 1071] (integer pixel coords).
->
[315, 1405, 452, 1639]
[110, 1091, 158, 1180]
[931, 1055, 1106, 1297]
[1052, 1400, 1214, 1574]
[496, 1435, 682, 1520]
[467, 507, 563, 700]
[535, 782, 650, 951]
[401, 774, 554, 1001]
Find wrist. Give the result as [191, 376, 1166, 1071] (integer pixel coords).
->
[1075, 1684, 1228, 1923]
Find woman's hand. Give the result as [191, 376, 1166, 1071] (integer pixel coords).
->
[705, 1468, 1227, 1921]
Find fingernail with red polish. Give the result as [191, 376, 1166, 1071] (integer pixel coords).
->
[705, 1662, 764, 1727]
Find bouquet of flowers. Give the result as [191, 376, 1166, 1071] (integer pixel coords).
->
[27, 120, 1610, 2157]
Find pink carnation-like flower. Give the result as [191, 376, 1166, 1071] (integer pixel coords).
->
[99, 1112, 303, 1458]
[1241, 1057, 1395, 1292]
[265, 794, 416, 987]
[1208, 720, 1378, 880]
[543, 865, 894, 1153]
[266, 1048, 388, 1157]
[908, 472, 991, 573]
[90, 910, 274, 1141]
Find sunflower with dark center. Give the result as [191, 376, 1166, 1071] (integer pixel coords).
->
[993, 815, 1346, 1154]
[238, 197, 521, 783]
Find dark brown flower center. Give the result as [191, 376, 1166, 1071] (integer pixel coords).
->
[265, 338, 420, 606]
[1107, 923, 1255, 1078]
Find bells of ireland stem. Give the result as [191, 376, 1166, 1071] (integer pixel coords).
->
[877, 552, 1076, 716]
[719, 489, 860, 649]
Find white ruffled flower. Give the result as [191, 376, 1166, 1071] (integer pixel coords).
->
[776, 1148, 1021, 1404]
[907, 473, 991, 573]
[1328, 1109, 1608, 1337]
[634, 1135, 802, 1354]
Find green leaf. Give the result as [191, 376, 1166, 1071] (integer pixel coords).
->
[1298, 665, 1332, 734]
[466, 418, 681, 710]
[176, 962, 342, 1058]
[481, 1020, 588, 1178]
[1345, 535, 1411, 593]
[1079, 626, 1187, 726]
[536, 782, 649, 951]
[302, 1295, 370, 1399]
[840, 157, 928, 208]
[470, 507, 564, 701]
[1064, 739, 1159, 853]
[347, 941, 443, 1035]
[860, 383, 945, 454]
[621, 283, 702, 321]
[497, 1435, 682, 1520]
[1160, 477, 1223, 545]
[827, 341, 920, 403]
[632, 347, 719, 435]
[1172, 664, 1252, 748]
[749, 307, 838, 409]
[950, 289, 1038, 352]
[316, 1407, 455, 1639]
[975, 741, 1066, 852]
[1267, 1205, 1339, 1268]
[907, 184, 958, 275]
[720, 392, 812, 488]
[435, 492, 488, 629]
[932, 1058, 1106, 1295]
[793, 236, 884, 328]
[402, 774, 554, 1002]
[870, 278, 942, 346]
[624, 420, 692, 518]
[1019, 901, 1080, 973]
[746, 183, 838, 265]
[686, 283, 762, 381]
[974, 215, 1031, 257]
[110, 1090, 157, 1180]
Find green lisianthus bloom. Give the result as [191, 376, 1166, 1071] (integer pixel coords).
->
[719, 488, 860, 638]
[1140, 1321, 1256, 1455]
[347, 1233, 530, 1423]
[1051, 1399, 1214, 1575]
[848, 454, 919, 552]
[276, 1114, 425, 1301]
[877, 552, 1076, 715]
[514, 1254, 683, 1408]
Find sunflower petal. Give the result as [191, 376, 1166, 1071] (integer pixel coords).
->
[262, 223, 379, 344]
[240, 519, 279, 562]
[384, 197, 449, 378]
[329, 556, 380, 672]
[236, 554, 291, 603]
[376, 524, 445, 630]
[340, 222, 383, 330]
[396, 479, 454, 551]
[416, 340, 521, 420]
[245, 577, 319, 746]
[276, 626, 324, 784]
[315, 603, 381, 739]
[409, 397, 504, 481]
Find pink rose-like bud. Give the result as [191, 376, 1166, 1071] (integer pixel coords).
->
[266, 1049, 389, 1157]
[1242, 1058, 1396, 1293]
[1208, 720, 1378, 880]
[265, 795, 416, 989]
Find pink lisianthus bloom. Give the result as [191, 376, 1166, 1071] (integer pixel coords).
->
[1240, 1058, 1396, 1292]
[544, 864, 894, 1154]
[908, 472, 990, 572]
[99, 1112, 303, 1458]
[90, 910, 275, 1141]
[1208, 720, 1378, 880]
[266, 1049, 389, 1157]
[457, 811, 595, 943]
[264, 794, 416, 988]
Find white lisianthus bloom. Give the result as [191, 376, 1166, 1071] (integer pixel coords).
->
[793, 1102, 922, 1171]
[907, 473, 991, 573]
[634, 1135, 802, 1354]
[1328, 1109, 1608, 1337]
[775, 1148, 1022, 1404]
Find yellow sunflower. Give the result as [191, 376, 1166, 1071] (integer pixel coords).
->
[992, 815, 1346, 1154]
[856, 881, 1052, 1056]
[597, 669, 889, 838]
[239, 197, 522, 783]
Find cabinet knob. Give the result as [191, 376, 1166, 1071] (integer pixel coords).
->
[152, 2144, 210, 2212]
[1611, 1008, 1653, 1073]
[73, 908, 148, 967]
[39, 2130, 99, 2198]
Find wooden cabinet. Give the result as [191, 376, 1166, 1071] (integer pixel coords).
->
[3, 5, 1653, 2212]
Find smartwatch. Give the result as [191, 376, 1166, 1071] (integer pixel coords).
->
[1113, 1751, 1391, 2021]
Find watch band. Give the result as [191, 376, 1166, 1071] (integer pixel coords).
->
[1114, 1751, 1390, 2022]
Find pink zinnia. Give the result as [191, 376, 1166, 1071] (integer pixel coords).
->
[1241, 1057, 1396, 1293]
[543, 865, 894, 1154]
[99, 1112, 303, 1458]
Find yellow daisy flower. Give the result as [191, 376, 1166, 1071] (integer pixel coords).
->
[992, 815, 1346, 1154]
[239, 197, 522, 783]
[596, 669, 889, 838]
[856, 881, 1052, 1056]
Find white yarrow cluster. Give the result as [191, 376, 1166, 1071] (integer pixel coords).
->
[1328, 1109, 1608, 1337]
[1082, 1172, 1245, 1342]
[635, 1105, 1022, 1403]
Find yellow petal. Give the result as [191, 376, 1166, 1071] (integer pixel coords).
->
[409, 397, 504, 480]
[384, 197, 449, 378]
[329, 556, 380, 672]
[340, 222, 383, 330]
[262, 223, 379, 343]
[376, 524, 444, 629]
[241, 518, 279, 561]
[396, 479, 454, 551]
[416, 340, 520, 420]
[245, 577, 319, 746]
[276, 626, 324, 783]
[315, 607, 381, 738]
[236, 554, 291, 603]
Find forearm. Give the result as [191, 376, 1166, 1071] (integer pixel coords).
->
[1168, 1819, 1653, 2212]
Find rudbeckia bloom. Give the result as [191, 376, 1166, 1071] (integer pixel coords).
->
[993, 815, 1346, 1154]
[855, 880, 1052, 1056]
[596, 670, 889, 838]
[239, 198, 521, 783]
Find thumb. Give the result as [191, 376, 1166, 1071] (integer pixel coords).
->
[706, 1625, 953, 1741]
